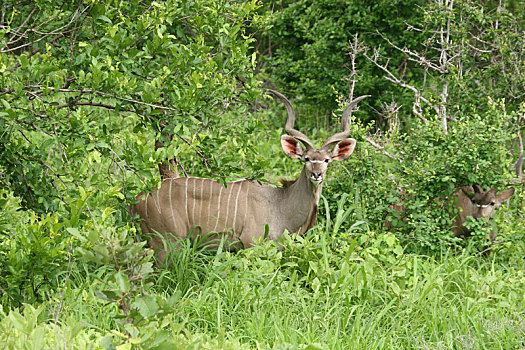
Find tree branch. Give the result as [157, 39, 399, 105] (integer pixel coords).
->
[366, 137, 394, 158]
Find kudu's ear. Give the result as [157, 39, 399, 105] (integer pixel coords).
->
[473, 184, 484, 193]
[330, 138, 356, 161]
[460, 185, 475, 197]
[497, 187, 515, 202]
[281, 135, 304, 159]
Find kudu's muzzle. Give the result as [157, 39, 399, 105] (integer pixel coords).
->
[311, 172, 323, 183]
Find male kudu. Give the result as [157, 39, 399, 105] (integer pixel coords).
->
[131, 91, 368, 261]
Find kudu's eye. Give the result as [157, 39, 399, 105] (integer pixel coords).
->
[304, 157, 310, 162]
[490, 202, 495, 206]
[324, 159, 330, 163]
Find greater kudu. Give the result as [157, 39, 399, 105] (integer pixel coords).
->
[386, 185, 515, 249]
[131, 91, 368, 261]
[451, 185, 514, 242]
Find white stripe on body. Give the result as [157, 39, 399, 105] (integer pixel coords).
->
[232, 181, 243, 233]
[185, 177, 189, 228]
[191, 178, 196, 224]
[223, 183, 235, 231]
[155, 189, 161, 213]
[169, 179, 176, 230]
[144, 193, 149, 220]
[199, 178, 204, 228]
[242, 184, 249, 231]
[213, 185, 224, 232]
[207, 180, 213, 229]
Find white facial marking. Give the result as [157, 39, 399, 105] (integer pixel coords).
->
[310, 179, 322, 187]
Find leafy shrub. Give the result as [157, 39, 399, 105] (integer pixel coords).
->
[324, 102, 517, 254]
[387, 107, 515, 252]
[0, 190, 71, 310]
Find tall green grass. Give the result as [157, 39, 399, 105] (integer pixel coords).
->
[1, 204, 524, 349]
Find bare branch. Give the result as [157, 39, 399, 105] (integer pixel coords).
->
[365, 136, 394, 158]
[1, 84, 182, 113]
[375, 30, 447, 73]
[55, 101, 118, 110]
[346, 34, 366, 104]
[51, 88, 182, 113]
[15, 152, 69, 190]
[363, 48, 431, 122]
[1, 6, 89, 53]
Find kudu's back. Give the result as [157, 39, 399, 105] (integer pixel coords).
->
[131, 178, 274, 259]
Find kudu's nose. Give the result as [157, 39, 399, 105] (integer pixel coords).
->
[312, 172, 322, 180]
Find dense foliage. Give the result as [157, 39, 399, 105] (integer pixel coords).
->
[264, 0, 422, 117]
[1, 0, 264, 212]
[1, 0, 524, 348]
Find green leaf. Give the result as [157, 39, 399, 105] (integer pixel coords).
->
[19, 54, 29, 69]
[8, 311, 26, 333]
[95, 290, 121, 302]
[40, 138, 55, 150]
[96, 15, 112, 24]
[384, 234, 396, 247]
[132, 295, 159, 318]
[115, 272, 130, 293]
[66, 227, 85, 241]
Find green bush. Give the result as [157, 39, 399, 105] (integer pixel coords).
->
[389, 107, 515, 252]
[0, 190, 71, 310]
[323, 102, 518, 254]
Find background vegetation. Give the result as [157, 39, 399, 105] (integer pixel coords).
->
[1, 0, 524, 348]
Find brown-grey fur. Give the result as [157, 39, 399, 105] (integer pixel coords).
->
[451, 185, 514, 241]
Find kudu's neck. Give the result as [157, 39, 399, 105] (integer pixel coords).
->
[278, 167, 322, 233]
[284, 167, 322, 197]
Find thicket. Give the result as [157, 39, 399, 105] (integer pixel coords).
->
[0, 0, 524, 348]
